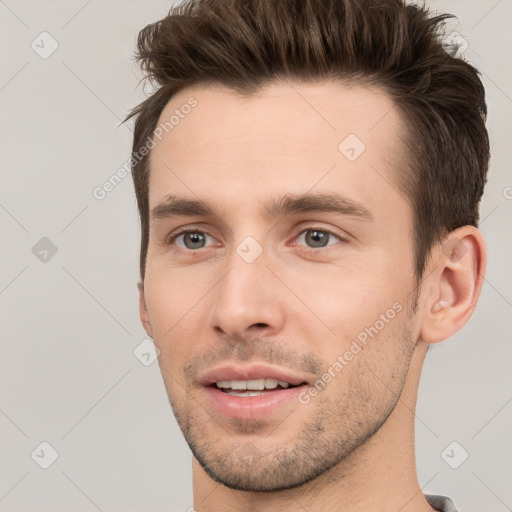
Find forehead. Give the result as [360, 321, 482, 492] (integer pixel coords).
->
[148, 80, 408, 220]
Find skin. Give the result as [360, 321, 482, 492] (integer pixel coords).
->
[138, 81, 486, 512]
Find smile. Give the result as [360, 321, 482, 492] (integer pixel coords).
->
[198, 363, 311, 420]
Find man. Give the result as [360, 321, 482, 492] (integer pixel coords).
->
[127, 0, 489, 510]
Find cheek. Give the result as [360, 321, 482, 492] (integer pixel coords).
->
[298, 265, 394, 314]
[297, 269, 409, 358]
[145, 262, 210, 325]
[143, 274, 205, 369]
[320, 313, 413, 418]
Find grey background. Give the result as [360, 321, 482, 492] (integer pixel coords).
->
[0, 0, 510, 510]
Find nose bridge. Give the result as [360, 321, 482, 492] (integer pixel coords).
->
[219, 239, 271, 309]
[208, 239, 284, 337]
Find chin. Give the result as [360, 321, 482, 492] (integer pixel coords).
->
[191, 441, 342, 493]
[200, 460, 321, 492]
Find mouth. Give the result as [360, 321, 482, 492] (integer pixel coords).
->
[199, 365, 311, 420]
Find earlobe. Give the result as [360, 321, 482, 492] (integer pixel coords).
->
[138, 282, 153, 338]
[420, 226, 487, 344]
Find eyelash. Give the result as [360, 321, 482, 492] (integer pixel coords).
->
[168, 227, 345, 251]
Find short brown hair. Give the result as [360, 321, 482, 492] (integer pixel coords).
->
[127, 0, 490, 282]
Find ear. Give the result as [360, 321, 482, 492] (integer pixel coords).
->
[420, 226, 487, 344]
[138, 282, 153, 338]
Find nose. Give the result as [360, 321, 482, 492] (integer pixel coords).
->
[208, 247, 285, 340]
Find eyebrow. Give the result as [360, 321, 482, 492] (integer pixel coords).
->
[151, 192, 374, 222]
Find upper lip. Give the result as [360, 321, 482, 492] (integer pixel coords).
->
[199, 363, 310, 386]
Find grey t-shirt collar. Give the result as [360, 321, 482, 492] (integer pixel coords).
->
[425, 494, 459, 512]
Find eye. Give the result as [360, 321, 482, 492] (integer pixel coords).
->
[295, 229, 341, 249]
[171, 230, 215, 250]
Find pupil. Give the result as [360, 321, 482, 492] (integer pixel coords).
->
[185, 232, 205, 249]
[306, 230, 328, 248]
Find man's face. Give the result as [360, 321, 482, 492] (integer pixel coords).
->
[141, 81, 422, 491]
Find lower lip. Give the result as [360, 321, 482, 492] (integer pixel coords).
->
[202, 385, 307, 420]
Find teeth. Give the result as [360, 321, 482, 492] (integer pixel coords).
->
[246, 379, 265, 390]
[215, 378, 290, 390]
[264, 378, 279, 389]
[226, 390, 266, 397]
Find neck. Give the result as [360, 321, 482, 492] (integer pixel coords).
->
[192, 342, 436, 512]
